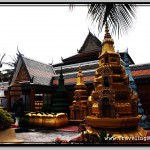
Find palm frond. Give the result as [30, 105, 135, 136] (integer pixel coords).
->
[87, 4, 137, 37]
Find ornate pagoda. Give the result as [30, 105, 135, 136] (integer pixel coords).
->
[70, 66, 89, 121]
[86, 23, 147, 140]
[51, 67, 69, 115]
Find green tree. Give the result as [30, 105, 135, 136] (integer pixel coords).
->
[1, 51, 21, 82]
[2, 55, 18, 82]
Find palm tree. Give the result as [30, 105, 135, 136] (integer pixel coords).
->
[70, 4, 137, 37]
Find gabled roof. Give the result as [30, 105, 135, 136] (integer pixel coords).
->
[23, 57, 56, 85]
[53, 32, 102, 67]
[53, 32, 134, 68]
[11, 55, 56, 86]
[119, 52, 134, 65]
[78, 31, 101, 53]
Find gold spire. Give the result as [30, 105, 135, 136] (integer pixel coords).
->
[76, 66, 85, 86]
[100, 23, 115, 56]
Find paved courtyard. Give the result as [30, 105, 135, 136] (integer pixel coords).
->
[16, 129, 81, 144]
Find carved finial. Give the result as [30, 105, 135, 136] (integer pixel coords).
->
[124, 49, 129, 67]
[76, 65, 84, 86]
[60, 66, 63, 78]
[104, 22, 111, 38]
[101, 22, 115, 55]
[105, 22, 109, 34]
[17, 45, 24, 57]
[49, 58, 53, 65]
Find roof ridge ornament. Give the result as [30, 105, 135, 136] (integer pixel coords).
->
[78, 64, 82, 73]
[60, 66, 63, 78]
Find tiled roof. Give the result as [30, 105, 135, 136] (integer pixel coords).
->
[130, 63, 150, 79]
[131, 70, 150, 79]
[53, 50, 100, 67]
[132, 69, 150, 77]
[23, 57, 56, 86]
[53, 64, 150, 85]
[53, 75, 95, 85]
[78, 31, 101, 53]
[62, 50, 100, 62]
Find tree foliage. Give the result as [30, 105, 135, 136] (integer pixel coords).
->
[70, 4, 137, 37]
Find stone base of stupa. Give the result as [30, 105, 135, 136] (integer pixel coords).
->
[86, 115, 142, 129]
[111, 126, 148, 143]
[86, 115, 149, 143]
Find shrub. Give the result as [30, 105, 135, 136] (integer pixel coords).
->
[19, 117, 29, 128]
[0, 109, 13, 130]
[52, 137, 68, 144]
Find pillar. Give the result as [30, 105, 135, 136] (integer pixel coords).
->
[30, 88, 35, 112]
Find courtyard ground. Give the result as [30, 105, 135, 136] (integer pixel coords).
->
[15, 126, 81, 144]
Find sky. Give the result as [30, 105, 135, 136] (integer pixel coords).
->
[0, 4, 150, 71]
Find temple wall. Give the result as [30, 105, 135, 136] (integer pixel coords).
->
[135, 78, 150, 121]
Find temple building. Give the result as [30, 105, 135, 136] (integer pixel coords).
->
[7, 54, 55, 114]
[4, 30, 150, 124]
[52, 31, 150, 122]
[52, 31, 134, 106]
[130, 63, 150, 121]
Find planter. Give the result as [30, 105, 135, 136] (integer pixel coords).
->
[33, 113, 43, 127]
[44, 114, 56, 128]
[55, 113, 69, 128]
[0, 128, 24, 143]
[28, 113, 69, 128]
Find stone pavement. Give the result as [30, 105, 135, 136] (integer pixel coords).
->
[16, 129, 81, 144]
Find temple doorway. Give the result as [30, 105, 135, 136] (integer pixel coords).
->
[101, 97, 111, 117]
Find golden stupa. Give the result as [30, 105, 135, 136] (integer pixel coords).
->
[86, 23, 147, 142]
[70, 66, 89, 120]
